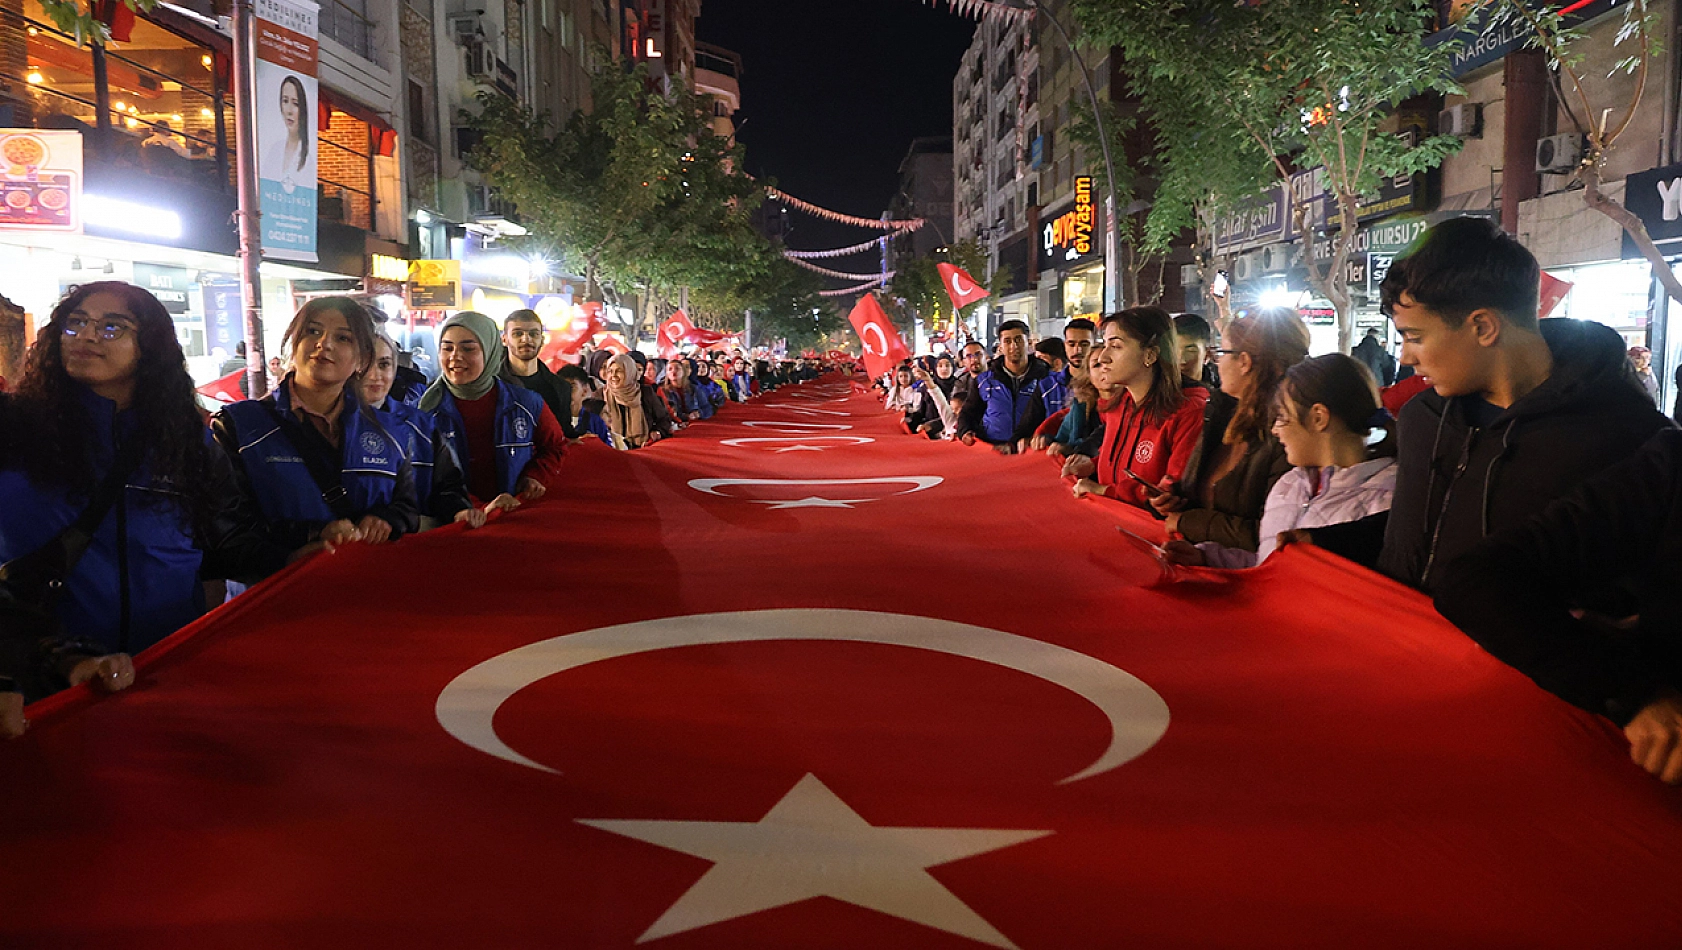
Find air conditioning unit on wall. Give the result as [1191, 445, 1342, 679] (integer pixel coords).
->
[1259, 244, 1294, 273]
[464, 39, 495, 82]
[1438, 102, 1483, 139]
[1232, 251, 1264, 283]
[1536, 133, 1587, 174]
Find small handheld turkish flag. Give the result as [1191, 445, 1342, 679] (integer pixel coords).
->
[547, 302, 604, 364]
[195, 370, 245, 404]
[1539, 271, 1573, 318]
[847, 295, 911, 380]
[658, 310, 699, 358]
[937, 262, 990, 311]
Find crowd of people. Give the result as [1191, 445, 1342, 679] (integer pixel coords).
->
[873, 216, 1682, 785]
[4, 214, 1680, 789]
[0, 290, 821, 736]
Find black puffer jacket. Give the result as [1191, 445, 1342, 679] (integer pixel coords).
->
[1381, 318, 1670, 591]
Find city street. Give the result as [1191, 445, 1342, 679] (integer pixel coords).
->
[4, 377, 1680, 948]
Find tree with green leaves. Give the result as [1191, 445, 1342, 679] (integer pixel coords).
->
[689, 253, 842, 352]
[1072, 0, 1462, 350]
[470, 61, 773, 341]
[1485, 0, 1682, 307]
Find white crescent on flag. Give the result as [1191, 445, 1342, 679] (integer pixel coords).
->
[861, 322, 888, 357]
[950, 271, 978, 299]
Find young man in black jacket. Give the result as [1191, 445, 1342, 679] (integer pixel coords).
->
[502, 310, 577, 437]
[1300, 217, 1670, 592]
[1435, 428, 1682, 783]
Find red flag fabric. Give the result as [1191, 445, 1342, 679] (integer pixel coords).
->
[194, 369, 245, 405]
[596, 335, 630, 355]
[937, 262, 990, 310]
[545, 303, 605, 366]
[846, 294, 910, 379]
[6, 378, 1682, 947]
[1540, 270, 1573, 318]
[657, 310, 699, 358]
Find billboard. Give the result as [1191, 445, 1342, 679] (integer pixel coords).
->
[256, 0, 319, 262]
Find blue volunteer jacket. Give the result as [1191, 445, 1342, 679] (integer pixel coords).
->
[0, 387, 209, 655]
[216, 383, 416, 543]
[427, 378, 544, 498]
[694, 378, 727, 418]
[1036, 367, 1070, 418]
[959, 356, 1051, 444]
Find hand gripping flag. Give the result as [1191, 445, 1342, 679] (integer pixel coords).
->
[937, 262, 990, 311]
[846, 294, 910, 379]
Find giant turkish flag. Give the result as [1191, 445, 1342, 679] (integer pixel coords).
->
[4, 377, 1681, 948]
[846, 294, 910, 380]
[937, 262, 990, 311]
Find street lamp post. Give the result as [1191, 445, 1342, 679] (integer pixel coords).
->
[1005, 0, 1131, 312]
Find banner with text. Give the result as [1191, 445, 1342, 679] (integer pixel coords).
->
[255, 0, 319, 262]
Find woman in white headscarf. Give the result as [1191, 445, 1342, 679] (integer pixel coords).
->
[600, 352, 676, 449]
[420, 311, 567, 511]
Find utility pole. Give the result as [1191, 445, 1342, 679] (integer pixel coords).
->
[230, 0, 268, 397]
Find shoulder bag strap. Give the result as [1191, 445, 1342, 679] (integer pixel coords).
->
[259, 401, 358, 521]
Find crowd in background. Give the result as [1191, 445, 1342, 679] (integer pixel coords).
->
[873, 216, 1682, 785]
[0, 286, 821, 736]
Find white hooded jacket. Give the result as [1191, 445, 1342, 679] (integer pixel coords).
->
[1199, 457, 1398, 568]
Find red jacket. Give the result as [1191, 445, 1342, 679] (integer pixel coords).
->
[1096, 384, 1208, 507]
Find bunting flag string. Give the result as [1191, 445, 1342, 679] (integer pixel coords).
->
[817, 278, 888, 297]
[925, 0, 1035, 25]
[782, 237, 888, 260]
[787, 256, 895, 282]
[767, 187, 924, 232]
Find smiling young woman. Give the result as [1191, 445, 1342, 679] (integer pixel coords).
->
[212, 297, 420, 555]
[0, 282, 286, 736]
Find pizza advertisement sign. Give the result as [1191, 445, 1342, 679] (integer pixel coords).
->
[0, 129, 81, 233]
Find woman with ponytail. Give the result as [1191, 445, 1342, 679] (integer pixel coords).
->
[1066, 307, 1207, 506]
[1166, 353, 1397, 567]
[1151, 307, 1310, 551]
[214, 296, 419, 551]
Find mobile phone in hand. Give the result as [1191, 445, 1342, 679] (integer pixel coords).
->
[1123, 468, 1165, 497]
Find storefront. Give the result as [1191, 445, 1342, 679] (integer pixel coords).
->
[1038, 177, 1105, 327]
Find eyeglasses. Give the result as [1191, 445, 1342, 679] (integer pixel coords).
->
[62, 315, 134, 342]
[1212, 347, 1240, 358]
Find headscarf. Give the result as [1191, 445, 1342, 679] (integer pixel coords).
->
[419, 311, 504, 410]
[601, 352, 651, 448]
[586, 349, 613, 381]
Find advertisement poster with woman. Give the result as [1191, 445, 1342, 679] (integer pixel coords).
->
[255, 0, 318, 262]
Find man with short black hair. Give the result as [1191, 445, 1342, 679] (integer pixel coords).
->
[1302, 216, 1670, 592]
[1063, 318, 1096, 373]
[955, 319, 1049, 452]
[951, 340, 987, 404]
[1172, 313, 1217, 388]
[502, 310, 575, 436]
[1033, 337, 1070, 417]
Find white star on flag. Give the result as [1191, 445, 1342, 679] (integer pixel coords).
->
[580, 774, 1051, 947]
[751, 496, 860, 509]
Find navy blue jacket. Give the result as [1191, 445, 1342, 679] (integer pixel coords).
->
[957, 356, 1050, 445]
[213, 382, 419, 549]
[427, 379, 544, 498]
[377, 397, 472, 522]
[1, 386, 281, 654]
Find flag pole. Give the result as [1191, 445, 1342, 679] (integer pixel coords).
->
[231, 0, 268, 397]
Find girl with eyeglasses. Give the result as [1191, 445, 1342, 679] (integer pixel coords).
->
[0, 282, 285, 735]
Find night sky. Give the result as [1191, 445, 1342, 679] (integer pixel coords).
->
[696, 0, 974, 260]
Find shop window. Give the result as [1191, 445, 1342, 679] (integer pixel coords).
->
[0, 0, 229, 188]
[318, 109, 373, 230]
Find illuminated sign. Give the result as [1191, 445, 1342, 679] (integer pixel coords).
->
[370, 253, 409, 282]
[407, 259, 462, 310]
[1041, 176, 1097, 265]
